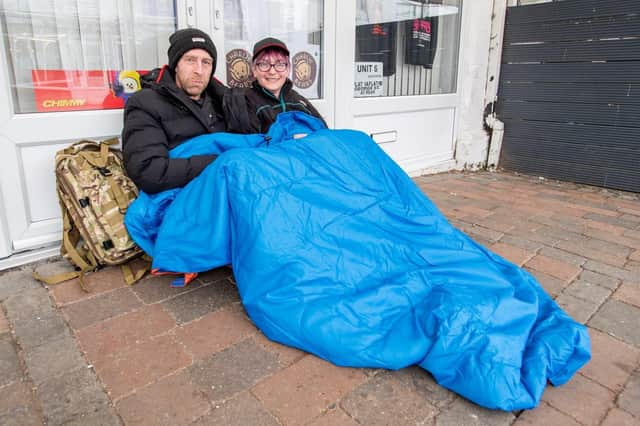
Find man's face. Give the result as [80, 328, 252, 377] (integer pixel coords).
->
[174, 48, 214, 100]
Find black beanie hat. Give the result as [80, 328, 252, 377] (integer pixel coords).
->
[167, 28, 217, 73]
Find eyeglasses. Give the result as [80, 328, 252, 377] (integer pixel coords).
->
[255, 61, 289, 72]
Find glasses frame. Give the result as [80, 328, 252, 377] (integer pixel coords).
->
[254, 61, 289, 72]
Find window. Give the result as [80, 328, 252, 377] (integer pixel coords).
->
[223, 0, 323, 100]
[354, 0, 462, 97]
[1, 0, 176, 113]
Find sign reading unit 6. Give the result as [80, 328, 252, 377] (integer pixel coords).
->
[354, 62, 383, 97]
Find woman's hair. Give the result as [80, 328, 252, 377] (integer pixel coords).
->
[253, 48, 289, 65]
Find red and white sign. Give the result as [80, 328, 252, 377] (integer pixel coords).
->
[31, 69, 146, 112]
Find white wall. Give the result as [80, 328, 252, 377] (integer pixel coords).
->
[451, 0, 494, 170]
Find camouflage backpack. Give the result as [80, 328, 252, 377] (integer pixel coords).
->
[34, 138, 147, 290]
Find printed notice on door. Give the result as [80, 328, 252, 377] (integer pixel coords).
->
[354, 62, 383, 97]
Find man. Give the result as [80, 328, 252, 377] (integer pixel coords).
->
[122, 28, 227, 194]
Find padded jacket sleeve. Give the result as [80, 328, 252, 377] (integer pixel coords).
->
[122, 94, 217, 194]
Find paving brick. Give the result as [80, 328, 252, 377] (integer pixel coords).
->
[465, 214, 518, 234]
[10, 308, 70, 351]
[174, 307, 257, 360]
[580, 329, 640, 392]
[4, 286, 56, 322]
[525, 255, 581, 282]
[434, 397, 515, 426]
[601, 408, 638, 426]
[0, 308, 9, 333]
[31, 258, 75, 278]
[252, 331, 306, 368]
[393, 366, 456, 408]
[189, 338, 280, 402]
[630, 249, 640, 262]
[589, 300, 640, 348]
[193, 391, 279, 426]
[578, 270, 621, 291]
[584, 227, 640, 250]
[340, 372, 438, 426]
[525, 269, 568, 298]
[613, 283, 640, 308]
[555, 293, 601, 324]
[563, 281, 611, 306]
[506, 224, 571, 247]
[131, 274, 203, 305]
[617, 371, 640, 418]
[48, 266, 126, 306]
[252, 354, 366, 425]
[625, 261, 640, 276]
[530, 214, 586, 235]
[499, 235, 544, 252]
[162, 279, 239, 325]
[0, 334, 21, 387]
[583, 260, 638, 283]
[37, 366, 112, 425]
[583, 213, 638, 230]
[23, 333, 86, 385]
[556, 237, 631, 268]
[62, 407, 121, 426]
[623, 228, 640, 240]
[538, 246, 586, 267]
[94, 334, 191, 400]
[541, 374, 614, 426]
[116, 370, 210, 425]
[513, 402, 581, 426]
[0, 270, 41, 302]
[76, 303, 176, 366]
[0, 381, 42, 426]
[307, 406, 359, 426]
[620, 213, 640, 225]
[62, 287, 142, 330]
[490, 242, 534, 266]
[459, 224, 504, 244]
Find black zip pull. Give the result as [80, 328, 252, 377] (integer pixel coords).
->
[264, 135, 272, 146]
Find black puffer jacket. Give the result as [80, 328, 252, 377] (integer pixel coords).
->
[122, 66, 227, 194]
[224, 79, 326, 134]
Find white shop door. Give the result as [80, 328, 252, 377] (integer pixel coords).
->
[0, 0, 177, 267]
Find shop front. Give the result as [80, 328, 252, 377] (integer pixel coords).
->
[0, 0, 471, 267]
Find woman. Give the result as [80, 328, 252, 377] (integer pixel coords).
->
[225, 37, 327, 134]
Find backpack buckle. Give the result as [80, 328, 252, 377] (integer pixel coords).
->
[97, 166, 112, 176]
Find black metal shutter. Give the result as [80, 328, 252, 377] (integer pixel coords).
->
[497, 0, 640, 192]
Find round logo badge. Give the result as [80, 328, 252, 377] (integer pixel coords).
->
[292, 51, 317, 90]
[225, 49, 252, 88]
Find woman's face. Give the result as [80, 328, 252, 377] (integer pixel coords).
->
[252, 51, 289, 98]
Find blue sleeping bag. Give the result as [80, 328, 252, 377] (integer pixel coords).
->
[125, 111, 590, 411]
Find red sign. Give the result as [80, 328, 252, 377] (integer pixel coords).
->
[31, 69, 146, 112]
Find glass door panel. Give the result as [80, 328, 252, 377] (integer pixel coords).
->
[220, 0, 324, 101]
[354, 0, 462, 98]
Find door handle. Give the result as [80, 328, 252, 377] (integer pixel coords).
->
[186, 0, 195, 27]
[213, 0, 222, 30]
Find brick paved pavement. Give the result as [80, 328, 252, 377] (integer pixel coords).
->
[1, 171, 638, 425]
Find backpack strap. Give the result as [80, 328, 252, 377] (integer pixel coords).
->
[120, 257, 151, 286]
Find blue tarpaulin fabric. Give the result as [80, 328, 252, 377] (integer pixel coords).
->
[125, 111, 590, 411]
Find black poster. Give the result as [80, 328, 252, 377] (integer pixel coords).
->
[356, 23, 398, 77]
[405, 17, 438, 69]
